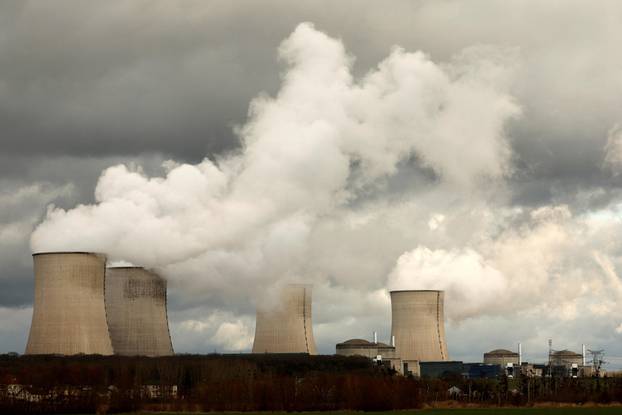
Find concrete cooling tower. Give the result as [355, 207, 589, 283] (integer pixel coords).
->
[390, 290, 448, 362]
[252, 284, 317, 354]
[105, 267, 174, 356]
[25, 252, 114, 355]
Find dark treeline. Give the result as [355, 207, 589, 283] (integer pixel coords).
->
[1, 354, 622, 414]
[421, 374, 622, 407]
[0, 354, 419, 413]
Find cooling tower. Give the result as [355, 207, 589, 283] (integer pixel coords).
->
[105, 267, 174, 356]
[25, 252, 114, 355]
[390, 290, 448, 362]
[252, 284, 317, 354]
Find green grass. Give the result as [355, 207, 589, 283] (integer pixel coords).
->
[120, 409, 622, 415]
[421, 409, 622, 414]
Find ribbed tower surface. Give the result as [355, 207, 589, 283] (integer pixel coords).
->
[252, 284, 317, 354]
[25, 252, 114, 355]
[105, 267, 174, 356]
[390, 290, 448, 362]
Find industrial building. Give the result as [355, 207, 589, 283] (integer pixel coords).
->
[464, 363, 502, 379]
[548, 349, 594, 377]
[390, 290, 448, 370]
[25, 252, 114, 355]
[419, 361, 463, 378]
[252, 284, 317, 354]
[336, 334, 400, 371]
[484, 349, 520, 367]
[519, 363, 545, 378]
[413, 362, 500, 379]
[105, 267, 174, 356]
[550, 349, 583, 367]
[477, 345, 598, 378]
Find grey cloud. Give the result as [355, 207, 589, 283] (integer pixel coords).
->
[2, 1, 620, 183]
[0, 278, 33, 308]
[0, 306, 31, 353]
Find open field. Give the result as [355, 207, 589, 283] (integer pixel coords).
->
[104, 409, 622, 415]
[421, 409, 622, 414]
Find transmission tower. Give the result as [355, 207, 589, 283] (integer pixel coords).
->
[587, 349, 606, 377]
[547, 339, 554, 377]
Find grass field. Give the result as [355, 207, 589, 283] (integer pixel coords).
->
[421, 409, 622, 414]
[117, 409, 622, 415]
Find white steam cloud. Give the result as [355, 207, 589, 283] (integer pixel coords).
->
[29, 23, 622, 346]
[31, 22, 518, 286]
[388, 247, 508, 319]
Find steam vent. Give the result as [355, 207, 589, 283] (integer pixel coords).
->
[105, 267, 174, 356]
[25, 252, 114, 355]
[252, 284, 317, 354]
[390, 290, 448, 362]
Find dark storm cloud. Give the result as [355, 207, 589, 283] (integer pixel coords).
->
[0, 2, 279, 159]
[0, 154, 169, 204]
[0, 273, 32, 307]
[1, 1, 620, 188]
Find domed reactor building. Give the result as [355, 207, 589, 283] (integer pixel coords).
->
[390, 290, 448, 363]
[105, 267, 174, 356]
[252, 284, 317, 354]
[484, 349, 520, 367]
[25, 252, 114, 355]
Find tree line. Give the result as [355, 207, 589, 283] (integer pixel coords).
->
[1, 354, 621, 413]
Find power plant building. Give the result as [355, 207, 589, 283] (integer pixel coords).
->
[550, 350, 583, 367]
[484, 349, 520, 367]
[105, 267, 174, 356]
[336, 338, 395, 359]
[390, 290, 448, 366]
[25, 252, 114, 355]
[336, 338, 400, 370]
[252, 284, 317, 354]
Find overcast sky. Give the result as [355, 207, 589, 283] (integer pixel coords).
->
[2, 1, 622, 368]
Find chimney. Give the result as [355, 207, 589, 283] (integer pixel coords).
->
[390, 290, 448, 361]
[391, 335, 395, 347]
[582, 344, 586, 366]
[26, 252, 113, 355]
[252, 284, 317, 354]
[373, 331, 377, 344]
[518, 343, 522, 365]
[105, 267, 174, 356]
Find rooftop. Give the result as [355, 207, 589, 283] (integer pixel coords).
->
[485, 349, 519, 356]
[552, 349, 581, 356]
[32, 251, 105, 256]
[336, 339, 395, 349]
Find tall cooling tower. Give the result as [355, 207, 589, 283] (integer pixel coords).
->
[105, 267, 174, 356]
[252, 284, 317, 354]
[390, 290, 448, 362]
[25, 252, 114, 355]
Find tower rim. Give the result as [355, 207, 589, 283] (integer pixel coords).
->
[32, 251, 106, 257]
[390, 289, 444, 294]
[106, 266, 145, 270]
